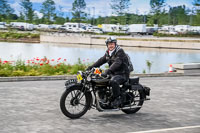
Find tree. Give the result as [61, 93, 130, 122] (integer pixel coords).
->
[193, 0, 200, 25]
[72, 0, 86, 22]
[149, 0, 166, 25]
[96, 16, 103, 25]
[54, 16, 66, 24]
[169, 5, 189, 25]
[146, 60, 153, 73]
[20, 0, 34, 22]
[54, 6, 65, 24]
[66, 17, 70, 22]
[193, 0, 200, 13]
[110, 0, 130, 24]
[40, 0, 56, 24]
[18, 12, 25, 21]
[0, 0, 14, 21]
[110, 0, 130, 16]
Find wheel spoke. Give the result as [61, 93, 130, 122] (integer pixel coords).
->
[64, 88, 88, 116]
[78, 93, 85, 100]
[79, 102, 86, 107]
[70, 91, 74, 98]
[73, 90, 76, 97]
[127, 90, 141, 106]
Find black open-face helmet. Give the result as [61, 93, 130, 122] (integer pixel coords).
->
[105, 36, 117, 46]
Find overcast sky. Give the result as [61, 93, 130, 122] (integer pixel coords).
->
[8, 0, 194, 18]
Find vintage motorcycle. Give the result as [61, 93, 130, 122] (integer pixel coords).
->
[60, 68, 150, 119]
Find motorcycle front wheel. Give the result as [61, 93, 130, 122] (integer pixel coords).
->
[60, 85, 91, 119]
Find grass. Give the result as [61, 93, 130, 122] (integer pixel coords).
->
[0, 57, 89, 77]
[153, 32, 200, 38]
[0, 32, 40, 39]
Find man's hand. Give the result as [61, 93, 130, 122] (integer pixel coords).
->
[101, 69, 111, 77]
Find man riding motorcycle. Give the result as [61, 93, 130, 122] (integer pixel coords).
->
[87, 36, 130, 108]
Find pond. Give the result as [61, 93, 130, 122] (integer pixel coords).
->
[1, 42, 200, 73]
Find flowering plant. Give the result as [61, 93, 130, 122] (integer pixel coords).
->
[0, 57, 90, 77]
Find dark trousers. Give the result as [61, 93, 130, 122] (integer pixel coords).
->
[110, 75, 128, 98]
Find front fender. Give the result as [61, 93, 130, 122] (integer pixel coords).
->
[65, 83, 83, 90]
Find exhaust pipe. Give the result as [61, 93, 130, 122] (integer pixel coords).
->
[121, 106, 142, 110]
[95, 91, 104, 112]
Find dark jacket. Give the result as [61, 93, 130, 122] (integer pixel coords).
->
[91, 46, 129, 76]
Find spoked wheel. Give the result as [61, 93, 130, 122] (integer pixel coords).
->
[60, 85, 91, 119]
[122, 89, 144, 114]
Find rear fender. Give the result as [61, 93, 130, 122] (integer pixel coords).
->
[131, 84, 150, 99]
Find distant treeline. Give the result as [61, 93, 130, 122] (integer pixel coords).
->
[0, 0, 200, 26]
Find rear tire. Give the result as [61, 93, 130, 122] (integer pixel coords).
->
[60, 85, 91, 119]
[122, 90, 144, 114]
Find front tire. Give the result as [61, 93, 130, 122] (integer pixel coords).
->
[60, 85, 91, 119]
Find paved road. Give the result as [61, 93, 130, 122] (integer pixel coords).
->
[0, 76, 200, 133]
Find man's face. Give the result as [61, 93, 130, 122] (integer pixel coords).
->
[107, 42, 116, 51]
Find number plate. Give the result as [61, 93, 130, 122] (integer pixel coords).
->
[77, 74, 83, 82]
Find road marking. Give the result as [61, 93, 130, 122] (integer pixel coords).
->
[127, 125, 200, 133]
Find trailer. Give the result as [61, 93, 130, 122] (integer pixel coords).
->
[189, 26, 200, 33]
[0, 22, 7, 29]
[102, 24, 120, 33]
[10, 22, 34, 30]
[128, 24, 147, 35]
[37, 24, 51, 30]
[0, 22, 6, 25]
[63, 23, 87, 32]
[0, 25, 7, 29]
[174, 25, 190, 33]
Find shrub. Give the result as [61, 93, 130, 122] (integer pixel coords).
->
[12, 70, 26, 76]
[0, 32, 40, 39]
[0, 58, 89, 77]
[25, 69, 41, 76]
[0, 69, 12, 77]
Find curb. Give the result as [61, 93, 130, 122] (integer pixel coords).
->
[0, 73, 200, 82]
[0, 75, 76, 82]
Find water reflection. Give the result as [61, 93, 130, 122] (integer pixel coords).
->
[0, 42, 200, 73]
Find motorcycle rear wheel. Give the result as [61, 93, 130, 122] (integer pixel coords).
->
[60, 85, 91, 119]
[121, 90, 144, 114]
